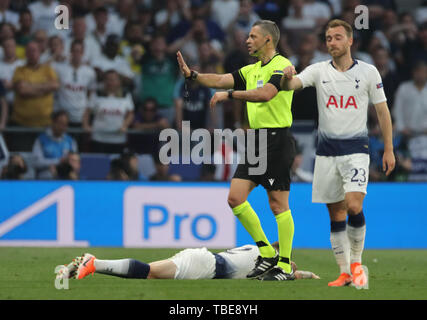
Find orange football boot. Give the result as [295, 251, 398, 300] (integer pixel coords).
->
[328, 273, 352, 287]
[351, 262, 367, 287]
[76, 253, 96, 279]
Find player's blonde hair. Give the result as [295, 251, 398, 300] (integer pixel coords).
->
[326, 19, 353, 39]
[253, 20, 280, 47]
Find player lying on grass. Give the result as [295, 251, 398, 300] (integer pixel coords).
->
[56, 242, 319, 281]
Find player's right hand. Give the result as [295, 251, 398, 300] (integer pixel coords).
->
[176, 51, 191, 78]
[282, 65, 297, 79]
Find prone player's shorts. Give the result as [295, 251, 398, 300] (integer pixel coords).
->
[233, 127, 296, 191]
[312, 153, 370, 203]
[169, 247, 216, 279]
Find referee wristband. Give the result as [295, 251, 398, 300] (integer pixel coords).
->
[186, 70, 198, 81]
[228, 90, 234, 99]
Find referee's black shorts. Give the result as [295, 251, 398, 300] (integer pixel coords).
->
[233, 127, 296, 191]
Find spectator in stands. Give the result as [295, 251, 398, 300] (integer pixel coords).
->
[111, 0, 134, 38]
[282, 0, 316, 32]
[1, 154, 27, 180]
[253, 0, 282, 23]
[224, 28, 253, 74]
[369, 123, 412, 182]
[386, 12, 418, 53]
[0, 80, 7, 131]
[223, 27, 253, 128]
[401, 22, 427, 80]
[55, 151, 81, 180]
[150, 155, 182, 182]
[83, 69, 134, 154]
[33, 29, 50, 64]
[198, 40, 224, 73]
[121, 151, 148, 181]
[0, 21, 16, 56]
[32, 110, 78, 179]
[154, 0, 191, 35]
[92, 34, 134, 90]
[0, 0, 19, 29]
[89, 6, 108, 44]
[120, 21, 146, 78]
[106, 152, 147, 181]
[351, 32, 374, 65]
[140, 35, 179, 125]
[29, 0, 62, 37]
[54, 39, 96, 128]
[174, 62, 214, 131]
[63, 15, 101, 66]
[15, 9, 33, 49]
[129, 98, 169, 157]
[11, 41, 59, 128]
[393, 61, 427, 167]
[416, 0, 427, 25]
[290, 142, 313, 182]
[372, 47, 400, 109]
[86, 3, 122, 39]
[229, 0, 260, 35]
[0, 37, 24, 106]
[393, 61, 427, 138]
[210, 0, 240, 32]
[47, 35, 67, 67]
[168, 0, 225, 63]
[137, 4, 156, 44]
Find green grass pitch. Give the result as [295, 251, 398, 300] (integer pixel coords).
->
[0, 247, 426, 300]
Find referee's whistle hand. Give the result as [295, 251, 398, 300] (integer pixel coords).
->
[282, 66, 296, 79]
[176, 51, 191, 78]
[210, 92, 227, 109]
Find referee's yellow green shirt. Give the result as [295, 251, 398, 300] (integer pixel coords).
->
[235, 54, 294, 129]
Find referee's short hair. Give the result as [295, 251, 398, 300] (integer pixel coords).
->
[253, 20, 280, 48]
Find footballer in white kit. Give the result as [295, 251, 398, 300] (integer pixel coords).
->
[57, 244, 319, 281]
[281, 19, 395, 288]
[297, 58, 385, 203]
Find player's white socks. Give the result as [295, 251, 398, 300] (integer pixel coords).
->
[347, 211, 366, 264]
[330, 221, 351, 275]
[347, 225, 366, 264]
[94, 259, 131, 276]
[93, 258, 151, 279]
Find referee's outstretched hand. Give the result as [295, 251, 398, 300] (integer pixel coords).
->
[177, 51, 191, 78]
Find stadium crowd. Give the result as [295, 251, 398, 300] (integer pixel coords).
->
[0, 0, 426, 182]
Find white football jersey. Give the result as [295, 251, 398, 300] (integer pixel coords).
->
[218, 245, 260, 279]
[54, 63, 97, 123]
[296, 59, 387, 156]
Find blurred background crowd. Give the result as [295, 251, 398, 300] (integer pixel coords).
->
[0, 0, 426, 182]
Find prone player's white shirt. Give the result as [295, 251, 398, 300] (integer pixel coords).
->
[53, 62, 97, 123]
[170, 245, 259, 280]
[296, 59, 387, 140]
[218, 244, 260, 279]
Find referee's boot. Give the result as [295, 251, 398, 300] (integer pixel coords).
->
[246, 253, 279, 279]
[260, 266, 295, 281]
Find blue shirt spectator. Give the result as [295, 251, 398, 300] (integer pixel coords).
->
[32, 110, 78, 179]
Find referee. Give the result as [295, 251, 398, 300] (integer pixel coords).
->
[177, 20, 296, 281]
